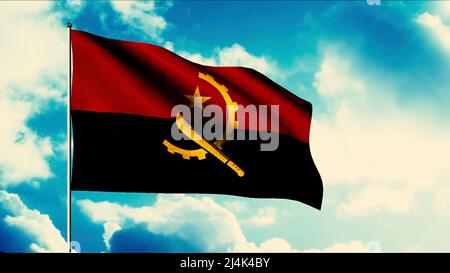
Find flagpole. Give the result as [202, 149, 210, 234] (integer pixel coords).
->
[66, 22, 72, 253]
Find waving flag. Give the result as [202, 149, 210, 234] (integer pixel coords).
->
[70, 30, 323, 209]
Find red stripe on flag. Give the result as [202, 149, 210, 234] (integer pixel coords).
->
[71, 30, 312, 143]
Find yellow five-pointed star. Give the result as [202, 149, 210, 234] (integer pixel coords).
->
[184, 86, 211, 109]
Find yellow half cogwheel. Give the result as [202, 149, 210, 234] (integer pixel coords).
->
[162, 72, 238, 160]
[162, 140, 207, 160]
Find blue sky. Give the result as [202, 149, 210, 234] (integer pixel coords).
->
[1, 0, 450, 252]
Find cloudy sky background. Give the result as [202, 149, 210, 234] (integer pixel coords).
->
[1, 0, 450, 252]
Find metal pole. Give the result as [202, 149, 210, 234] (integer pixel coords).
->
[66, 22, 72, 253]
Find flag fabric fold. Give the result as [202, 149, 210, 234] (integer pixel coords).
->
[70, 30, 323, 209]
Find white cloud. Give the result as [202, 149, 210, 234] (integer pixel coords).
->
[77, 194, 249, 252]
[0, 2, 68, 186]
[217, 44, 283, 79]
[77, 194, 297, 252]
[0, 96, 54, 185]
[177, 50, 218, 66]
[103, 222, 121, 249]
[434, 186, 450, 216]
[311, 48, 450, 216]
[232, 237, 299, 253]
[303, 240, 370, 253]
[416, 12, 450, 54]
[337, 186, 415, 217]
[435, 2, 450, 18]
[55, 139, 68, 160]
[313, 50, 366, 97]
[110, 0, 167, 42]
[0, 2, 66, 100]
[175, 44, 284, 81]
[223, 200, 248, 214]
[162, 41, 174, 51]
[442, 2, 450, 14]
[244, 207, 277, 226]
[312, 98, 450, 190]
[0, 190, 67, 252]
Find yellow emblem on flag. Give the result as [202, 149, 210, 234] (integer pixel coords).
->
[162, 72, 244, 177]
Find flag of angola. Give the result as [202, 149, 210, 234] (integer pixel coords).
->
[70, 30, 323, 209]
